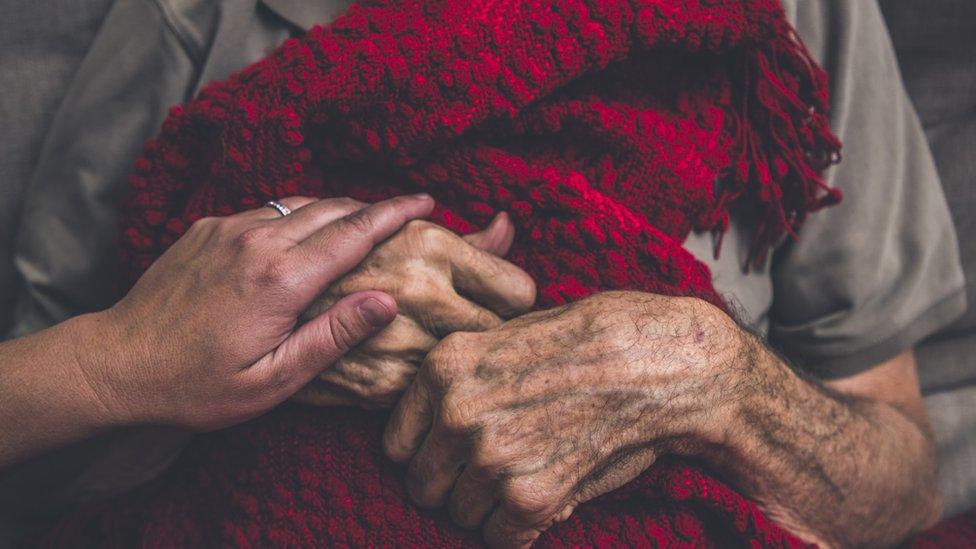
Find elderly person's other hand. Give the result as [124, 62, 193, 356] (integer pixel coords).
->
[383, 291, 738, 548]
[90, 195, 435, 433]
[294, 212, 536, 408]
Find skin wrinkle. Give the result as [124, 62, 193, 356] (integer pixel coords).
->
[738, 406, 846, 501]
[82, 0, 942, 544]
[745, 344, 849, 485]
[483, 346, 621, 386]
[452, 296, 683, 486]
[484, 298, 667, 390]
[497, 389, 653, 478]
[711, 330, 940, 547]
[571, 439, 663, 499]
[294, 217, 535, 406]
[388, 290, 940, 547]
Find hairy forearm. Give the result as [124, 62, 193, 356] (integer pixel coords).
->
[703, 329, 940, 547]
[0, 312, 123, 469]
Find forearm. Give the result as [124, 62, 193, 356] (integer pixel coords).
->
[703, 329, 939, 547]
[0, 312, 124, 469]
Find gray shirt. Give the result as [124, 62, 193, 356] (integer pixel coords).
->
[0, 0, 114, 335]
[688, 0, 965, 378]
[0, 0, 966, 536]
[7, 0, 965, 380]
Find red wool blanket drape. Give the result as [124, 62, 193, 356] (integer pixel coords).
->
[45, 0, 848, 546]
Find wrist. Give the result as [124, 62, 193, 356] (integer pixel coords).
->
[657, 297, 753, 453]
[688, 309, 786, 470]
[66, 310, 147, 429]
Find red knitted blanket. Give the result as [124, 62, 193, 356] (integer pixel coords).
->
[46, 0, 847, 546]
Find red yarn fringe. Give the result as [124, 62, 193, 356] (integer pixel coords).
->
[48, 1, 852, 547]
[713, 23, 841, 267]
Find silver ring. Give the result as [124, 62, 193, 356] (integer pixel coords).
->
[265, 200, 292, 217]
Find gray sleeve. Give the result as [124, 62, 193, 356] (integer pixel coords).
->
[0, 0, 198, 514]
[8, 0, 199, 338]
[767, 0, 966, 379]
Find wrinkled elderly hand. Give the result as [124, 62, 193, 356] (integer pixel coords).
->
[383, 291, 741, 548]
[294, 212, 536, 408]
[94, 195, 434, 433]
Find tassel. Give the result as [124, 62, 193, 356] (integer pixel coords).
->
[712, 19, 842, 270]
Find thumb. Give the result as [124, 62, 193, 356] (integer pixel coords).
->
[253, 291, 397, 391]
[463, 212, 515, 257]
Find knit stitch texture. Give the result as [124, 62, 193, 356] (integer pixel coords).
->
[45, 0, 845, 546]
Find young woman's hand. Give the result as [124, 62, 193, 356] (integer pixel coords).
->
[92, 195, 434, 431]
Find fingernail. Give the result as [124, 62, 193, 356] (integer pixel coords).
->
[359, 298, 393, 327]
[411, 193, 432, 201]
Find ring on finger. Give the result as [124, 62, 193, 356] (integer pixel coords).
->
[265, 200, 292, 217]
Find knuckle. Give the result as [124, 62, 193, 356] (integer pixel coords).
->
[189, 216, 219, 233]
[424, 332, 473, 382]
[235, 225, 275, 250]
[403, 219, 451, 251]
[328, 310, 365, 352]
[438, 392, 475, 435]
[509, 273, 538, 311]
[341, 209, 376, 235]
[504, 477, 558, 519]
[333, 271, 376, 297]
[357, 325, 404, 354]
[279, 196, 313, 210]
[249, 256, 296, 289]
[435, 332, 469, 358]
[366, 368, 411, 406]
[402, 218, 435, 237]
[331, 276, 364, 297]
[329, 197, 366, 213]
[469, 440, 507, 474]
[399, 273, 437, 301]
[470, 308, 501, 331]
[390, 363, 418, 391]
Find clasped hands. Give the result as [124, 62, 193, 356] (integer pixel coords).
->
[291, 200, 742, 547]
[94, 195, 741, 548]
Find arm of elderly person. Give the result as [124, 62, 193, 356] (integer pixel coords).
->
[382, 3, 960, 546]
[0, 195, 438, 469]
[384, 291, 939, 548]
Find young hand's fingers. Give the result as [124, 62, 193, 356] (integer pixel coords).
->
[294, 194, 435, 288]
[245, 291, 397, 393]
[271, 197, 368, 240]
[462, 212, 516, 257]
[233, 196, 320, 223]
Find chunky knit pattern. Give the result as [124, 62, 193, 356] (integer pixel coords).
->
[46, 0, 844, 546]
